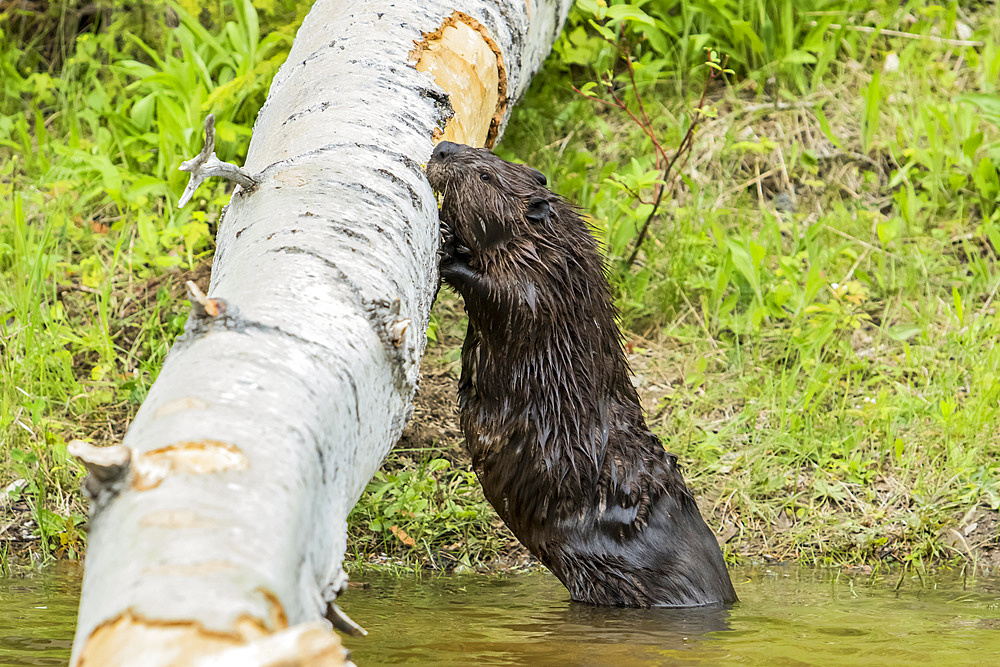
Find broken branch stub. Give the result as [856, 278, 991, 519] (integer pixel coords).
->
[68, 440, 132, 504]
[323, 602, 367, 638]
[178, 114, 258, 208]
[186, 280, 231, 319]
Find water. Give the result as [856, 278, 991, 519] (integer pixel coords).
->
[340, 567, 1000, 665]
[0, 562, 80, 666]
[3, 565, 1000, 665]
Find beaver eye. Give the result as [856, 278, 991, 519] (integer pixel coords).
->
[480, 172, 491, 182]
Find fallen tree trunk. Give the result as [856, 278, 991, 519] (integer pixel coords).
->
[69, 0, 571, 664]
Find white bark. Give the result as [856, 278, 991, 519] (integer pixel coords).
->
[70, 0, 571, 664]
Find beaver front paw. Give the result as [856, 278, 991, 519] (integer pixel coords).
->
[439, 223, 471, 267]
[438, 239, 479, 291]
[438, 251, 472, 285]
[439, 221, 456, 254]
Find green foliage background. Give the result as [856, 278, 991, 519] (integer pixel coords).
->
[2, 0, 999, 571]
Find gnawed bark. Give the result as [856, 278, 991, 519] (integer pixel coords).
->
[70, 0, 571, 665]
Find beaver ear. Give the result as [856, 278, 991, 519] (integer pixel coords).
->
[529, 167, 547, 186]
[525, 197, 551, 223]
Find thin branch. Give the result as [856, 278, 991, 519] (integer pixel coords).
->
[622, 44, 655, 163]
[625, 58, 651, 129]
[626, 65, 716, 267]
[571, 81, 669, 165]
[56, 283, 101, 295]
[604, 74, 671, 166]
[607, 175, 654, 206]
[814, 21, 983, 47]
[572, 38, 725, 268]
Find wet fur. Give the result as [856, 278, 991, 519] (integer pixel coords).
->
[426, 141, 737, 607]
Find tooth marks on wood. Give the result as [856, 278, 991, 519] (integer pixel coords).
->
[410, 10, 507, 147]
[416, 85, 455, 126]
[132, 440, 250, 492]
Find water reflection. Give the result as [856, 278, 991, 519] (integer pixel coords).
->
[528, 602, 733, 653]
[339, 573, 734, 665]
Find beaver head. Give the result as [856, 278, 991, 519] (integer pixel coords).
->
[426, 141, 552, 257]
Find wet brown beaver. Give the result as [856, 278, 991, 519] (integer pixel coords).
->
[426, 141, 737, 607]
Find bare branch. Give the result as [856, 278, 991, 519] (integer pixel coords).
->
[178, 114, 257, 208]
[627, 60, 719, 267]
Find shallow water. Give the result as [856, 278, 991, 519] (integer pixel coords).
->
[3, 564, 1000, 665]
[0, 562, 81, 666]
[340, 567, 1000, 666]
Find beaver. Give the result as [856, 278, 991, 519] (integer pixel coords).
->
[426, 141, 737, 607]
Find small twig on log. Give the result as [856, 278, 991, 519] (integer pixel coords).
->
[186, 280, 229, 318]
[178, 114, 257, 208]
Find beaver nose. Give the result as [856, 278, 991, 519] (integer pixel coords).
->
[432, 141, 462, 160]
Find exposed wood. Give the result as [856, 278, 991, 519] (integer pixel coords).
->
[412, 11, 506, 146]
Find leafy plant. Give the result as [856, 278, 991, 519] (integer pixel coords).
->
[348, 455, 505, 569]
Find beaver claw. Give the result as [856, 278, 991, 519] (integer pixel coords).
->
[438, 224, 470, 264]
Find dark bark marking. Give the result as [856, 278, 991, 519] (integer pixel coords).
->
[283, 101, 332, 126]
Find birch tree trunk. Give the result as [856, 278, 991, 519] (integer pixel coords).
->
[69, 1, 571, 665]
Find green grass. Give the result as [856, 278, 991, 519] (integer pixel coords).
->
[3, 0, 1000, 572]
[0, 0, 301, 559]
[347, 451, 509, 572]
